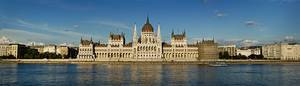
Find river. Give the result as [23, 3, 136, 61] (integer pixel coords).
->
[1, 64, 300, 86]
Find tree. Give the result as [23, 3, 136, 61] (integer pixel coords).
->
[248, 54, 264, 59]
[0, 55, 16, 59]
[22, 48, 39, 59]
[219, 51, 230, 59]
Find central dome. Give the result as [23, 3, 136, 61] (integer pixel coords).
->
[142, 17, 154, 32]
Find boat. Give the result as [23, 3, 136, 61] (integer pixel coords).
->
[208, 62, 228, 67]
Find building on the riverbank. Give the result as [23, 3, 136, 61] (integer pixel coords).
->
[263, 43, 300, 60]
[57, 46, 69, 58]
[30, 45, 71, 58]
[262, 43, 281, 60]
[237, 46, 262, 57]
[198, 39, 219, 60]
[77, 17, 218, 61]
[30, 45, 44, 53]
[43, 45, 57, 53]
[162, 31, 199, 61]
[218, 45, 237, 56]
[280, 43, 300, 60]
[0, 44, 26, 59]
[77, 38, 95, 59]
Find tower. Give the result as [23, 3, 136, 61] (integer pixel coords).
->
[133, 23, 138, 46]
[157, 24, 161, 43]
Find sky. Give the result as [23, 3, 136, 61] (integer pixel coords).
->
[0, 0, 299, 45]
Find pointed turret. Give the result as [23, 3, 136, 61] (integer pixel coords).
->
[171, 29, 174, 37]
[146, 16, 150, 24]
[157, 24, 161, 43]
[133, 23, 138, 44]
[183, 29, 186, 37]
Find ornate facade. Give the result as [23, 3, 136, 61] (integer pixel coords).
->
[0, 44, 25, 59]
[77, 17, 218, 61]
[263, 43, 300, 60]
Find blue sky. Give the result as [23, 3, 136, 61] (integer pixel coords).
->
[0, 0, 299, 45]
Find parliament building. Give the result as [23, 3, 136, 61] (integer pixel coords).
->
[77, 17, 218, 61]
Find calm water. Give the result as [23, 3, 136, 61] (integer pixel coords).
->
[1, 64, 300, 86]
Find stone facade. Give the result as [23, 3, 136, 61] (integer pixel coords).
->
[280, 43, 300, 60]
[0, 44, 25, 59]
[30, 46, 44, 53]
[198, 40, 219, 60]
[77, 38, 95, 59]
[43, 45, 57, 53]
[262, 43, 281, 59]
[57, 46, 69, 58]
[218, 45, 237, 56]
[77, 17, 218, 61]
[262, 43, 300, 60]
[237, 46, 261, 57]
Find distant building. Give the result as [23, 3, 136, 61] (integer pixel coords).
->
[30, 45, 44, 53]
[262, 43, 281, 60]
[57, 46, 69, 58]
[77, 17, 219, 61]
[281, 43, 300, 60]
[30, 45, 71, 58]
[162, 31, 199, 61]
[0, 44, 26, 59]
[263, 43, 300, 60]
[198, 40, 219, 60]
[77, 38, 95, 59]
[237, 46, 262, 57]
[43, 45, 57, 53]
[218, 45, 237, 56]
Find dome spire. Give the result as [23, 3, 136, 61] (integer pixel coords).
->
[142, 16, 154, 32]
[146, 16, 150, 24]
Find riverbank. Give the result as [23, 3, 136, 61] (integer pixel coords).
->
[1, 59, 300, 64]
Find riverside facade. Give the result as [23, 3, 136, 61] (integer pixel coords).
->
[77, 17, 219, 61]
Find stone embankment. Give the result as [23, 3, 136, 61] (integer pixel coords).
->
[1, 59, 300, 64]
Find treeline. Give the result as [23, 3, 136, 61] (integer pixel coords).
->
[219, 51, 264, 59]
[21, 48, 76, 59]
[1, 47, 77, 59]
[0, 55, 16, 59]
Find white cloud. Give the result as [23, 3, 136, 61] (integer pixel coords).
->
[0, 17, 106, 45]
[0, 28, 56, 42]
[0, 36, 16, 44]
[59, 42, 75, 47]
[88, 20, 131, 30]
[245, 20, 257, 27]
[73, 25, 79, 28]
[244, 20, 267, 32]
[214, 10, 227, 17]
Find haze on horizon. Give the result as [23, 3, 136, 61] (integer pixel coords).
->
[0, 0, 299, 46]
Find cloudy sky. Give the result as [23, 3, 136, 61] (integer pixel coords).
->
[0, 0, 299, 45]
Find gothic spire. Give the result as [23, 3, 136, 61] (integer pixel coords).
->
[146, 16, 150, 24]
[183, 29, 186, 36]
[133, 23, 138, 44]
[80, 37, 82, 43]
[157, 24, 161, 40]
[171, 29, 174, 37]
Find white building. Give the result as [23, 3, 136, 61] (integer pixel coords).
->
[237, 46, 261, 57]
[0, 44, 25, 59]
[263, 43, 300, 60]
[218, 45, 237, 56]
[77, 17, 218, 61]
[43, 45, 56, 53]
[262, 43, 281, 59]
[281, 43, 300, 60]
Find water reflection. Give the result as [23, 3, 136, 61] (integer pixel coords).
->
[1, 64, 300, 85]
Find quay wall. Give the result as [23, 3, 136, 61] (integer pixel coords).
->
[2, 59, 300, 64]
